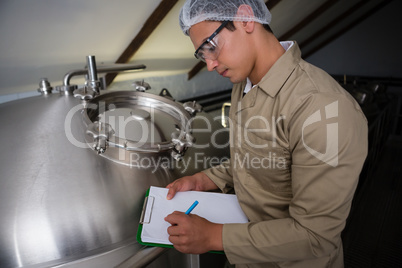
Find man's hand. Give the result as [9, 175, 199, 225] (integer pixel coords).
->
[165, 211, 223, 254]
[166, 172, 218, 200]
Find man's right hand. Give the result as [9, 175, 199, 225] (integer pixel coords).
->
[166, 172, 218, 200]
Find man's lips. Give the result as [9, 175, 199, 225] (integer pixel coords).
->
[219, 69, 228, 77]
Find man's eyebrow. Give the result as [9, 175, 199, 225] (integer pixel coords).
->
[200, 36, 209, 44]
[197, 39, 209, 50]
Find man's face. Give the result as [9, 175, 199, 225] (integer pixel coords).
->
[189, 21, 253, 84]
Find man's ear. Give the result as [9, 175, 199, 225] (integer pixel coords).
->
[236, 4, 255, 33]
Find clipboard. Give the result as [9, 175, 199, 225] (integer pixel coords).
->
[137, 188, 175, 249]
[136, 186, 249, 253]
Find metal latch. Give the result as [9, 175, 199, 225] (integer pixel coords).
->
[133, 80, 151, 92]
[74, 86, 98, 100]
[171, 128, 195, 161]
[73, 56, 101, 100]
[86, 122, 115, 154]
[183, 101, 202, 116]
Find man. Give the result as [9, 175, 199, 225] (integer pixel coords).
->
[164, 0, 368, 267]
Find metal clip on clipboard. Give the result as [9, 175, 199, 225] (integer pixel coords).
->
[140, 196, 155, 224]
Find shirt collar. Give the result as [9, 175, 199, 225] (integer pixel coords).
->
[244, 41, 298, 97]
[280, 40, 294, 51]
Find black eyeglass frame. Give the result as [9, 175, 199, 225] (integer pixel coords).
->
[194, 21, 229, 61]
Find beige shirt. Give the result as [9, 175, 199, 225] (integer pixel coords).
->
[203, 42, 368, 268]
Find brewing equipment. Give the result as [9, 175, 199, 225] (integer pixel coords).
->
[0, 56, 229, 268]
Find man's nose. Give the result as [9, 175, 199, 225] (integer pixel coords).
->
[205, 58, 219, 72]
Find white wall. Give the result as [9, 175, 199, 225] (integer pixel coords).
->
[0, 0, 199, 104]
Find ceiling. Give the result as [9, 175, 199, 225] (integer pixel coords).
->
[0, 0, 396, 97]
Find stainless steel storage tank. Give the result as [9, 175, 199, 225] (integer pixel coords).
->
[0, 62, 229, 267]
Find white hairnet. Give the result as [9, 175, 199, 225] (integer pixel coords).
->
[179, 0, 272, 35]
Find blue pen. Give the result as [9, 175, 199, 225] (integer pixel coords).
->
[185, 200, 199, 215]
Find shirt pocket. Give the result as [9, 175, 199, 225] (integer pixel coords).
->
[239, 141, 292, 196]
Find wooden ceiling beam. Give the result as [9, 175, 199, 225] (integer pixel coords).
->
[303, 0, 395, 58]
[187, 0, 283, 80]
[105, 0, 179, 86]
[188, 61, 207, 80]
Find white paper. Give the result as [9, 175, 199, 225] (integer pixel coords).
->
[141, 186, 248, 245]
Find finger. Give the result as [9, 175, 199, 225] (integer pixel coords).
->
[167, 224, 185, 236]
[166, 180, 186, 200]
[168, 233, 201, 255]
[166, 180, 181, 200]
[166, 186, 177, 200]
[164, 211, 186, 224]
[168, 233, 183, 246]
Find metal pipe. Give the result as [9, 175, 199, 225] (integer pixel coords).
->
[86, 55, 100, 93]
[63, 63, 146, 86]
[87, 55, 98, 84]
[115, 247, 169, 268]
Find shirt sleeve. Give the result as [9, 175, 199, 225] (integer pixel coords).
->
[202, 159, 235, 194]
[222, 93, 368, 264]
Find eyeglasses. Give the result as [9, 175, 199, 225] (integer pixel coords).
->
[194, 21, 228, 62]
